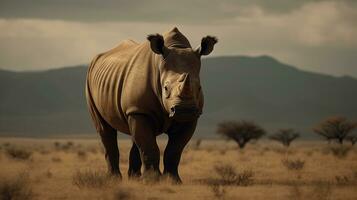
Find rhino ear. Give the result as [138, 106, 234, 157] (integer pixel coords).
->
[196, 36, 218, 56]
[147, 34, 169, 57]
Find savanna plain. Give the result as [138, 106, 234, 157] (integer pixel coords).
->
[0, 137, 356, 200]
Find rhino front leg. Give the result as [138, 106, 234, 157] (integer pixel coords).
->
[128, 142, 142, 178]
[99, 127, 121, 178]
[164, 121, 197, 183]
[128, 115, 161, 181]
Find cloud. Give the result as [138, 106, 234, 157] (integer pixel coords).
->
[0, 1, 356, 77]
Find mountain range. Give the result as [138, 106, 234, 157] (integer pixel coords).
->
[1, 55, 356, 138]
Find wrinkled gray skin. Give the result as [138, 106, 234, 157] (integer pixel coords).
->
[86, 27, 217, 183]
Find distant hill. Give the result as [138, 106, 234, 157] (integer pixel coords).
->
[1, 56, 357, 138]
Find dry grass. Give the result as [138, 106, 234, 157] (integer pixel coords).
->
[210, 183, 227, 199]
[0, 172, 34, 200]
[0, 138, 356, 199]
[72, 169, 113, 188]
[281, 158, 305, 171]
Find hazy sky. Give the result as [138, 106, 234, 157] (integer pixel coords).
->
[0, 0, 356, 77]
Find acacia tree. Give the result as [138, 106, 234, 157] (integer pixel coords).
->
[217, 120, 266, 149]
[313, 116, 357, 144]
[269, 129, 300, 147]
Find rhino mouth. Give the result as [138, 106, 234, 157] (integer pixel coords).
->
[169, 105, 200, 121]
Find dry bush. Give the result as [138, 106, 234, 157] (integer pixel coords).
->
[54, 141, 75, 151]
[335, 175, 350, 185]
[219, 149, 227, 155]
[38, 149, 50, 155]
[304, 151, 313, 157]
[214, 164, 254, 186]
[281, 158, 305, 171]
[87, 147, 98, 154]
[2, 142, 11, 147]
[329, 146, 351, 158]
[5, 147, 32, 160]
[0, 172, 34, 200]
[77, 150, 87, 160]
[51, 157, 62, 162]
[72, 170, 113, 188]
[210, 183, 227, 199]
[61, 142, 74, 151]
[45, 170, 53, 179]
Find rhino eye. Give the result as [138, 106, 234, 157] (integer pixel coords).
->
[163, 85, 170, 98]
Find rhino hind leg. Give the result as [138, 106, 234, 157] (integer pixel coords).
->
[100, 127, 121, 177]
[86, 85, 121, 177]
[128, 142, 142, 178]
[128, 115, 161, 181]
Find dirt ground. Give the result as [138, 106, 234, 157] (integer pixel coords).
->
[0, 137, 356, 200]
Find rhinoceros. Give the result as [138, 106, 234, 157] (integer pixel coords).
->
[85, 27, 217, 183]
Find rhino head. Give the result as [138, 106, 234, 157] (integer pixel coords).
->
[147, 28, 217, 122]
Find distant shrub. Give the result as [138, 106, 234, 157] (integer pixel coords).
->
[0, 172, 34, 200]
[54, 142, 61, 149]
[214, 164, 254, 186]
[281, 158, 305, 171]
[269, 129, 299, 147]
[72, 170, 111, 188]
[6, 147, 32, 160]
